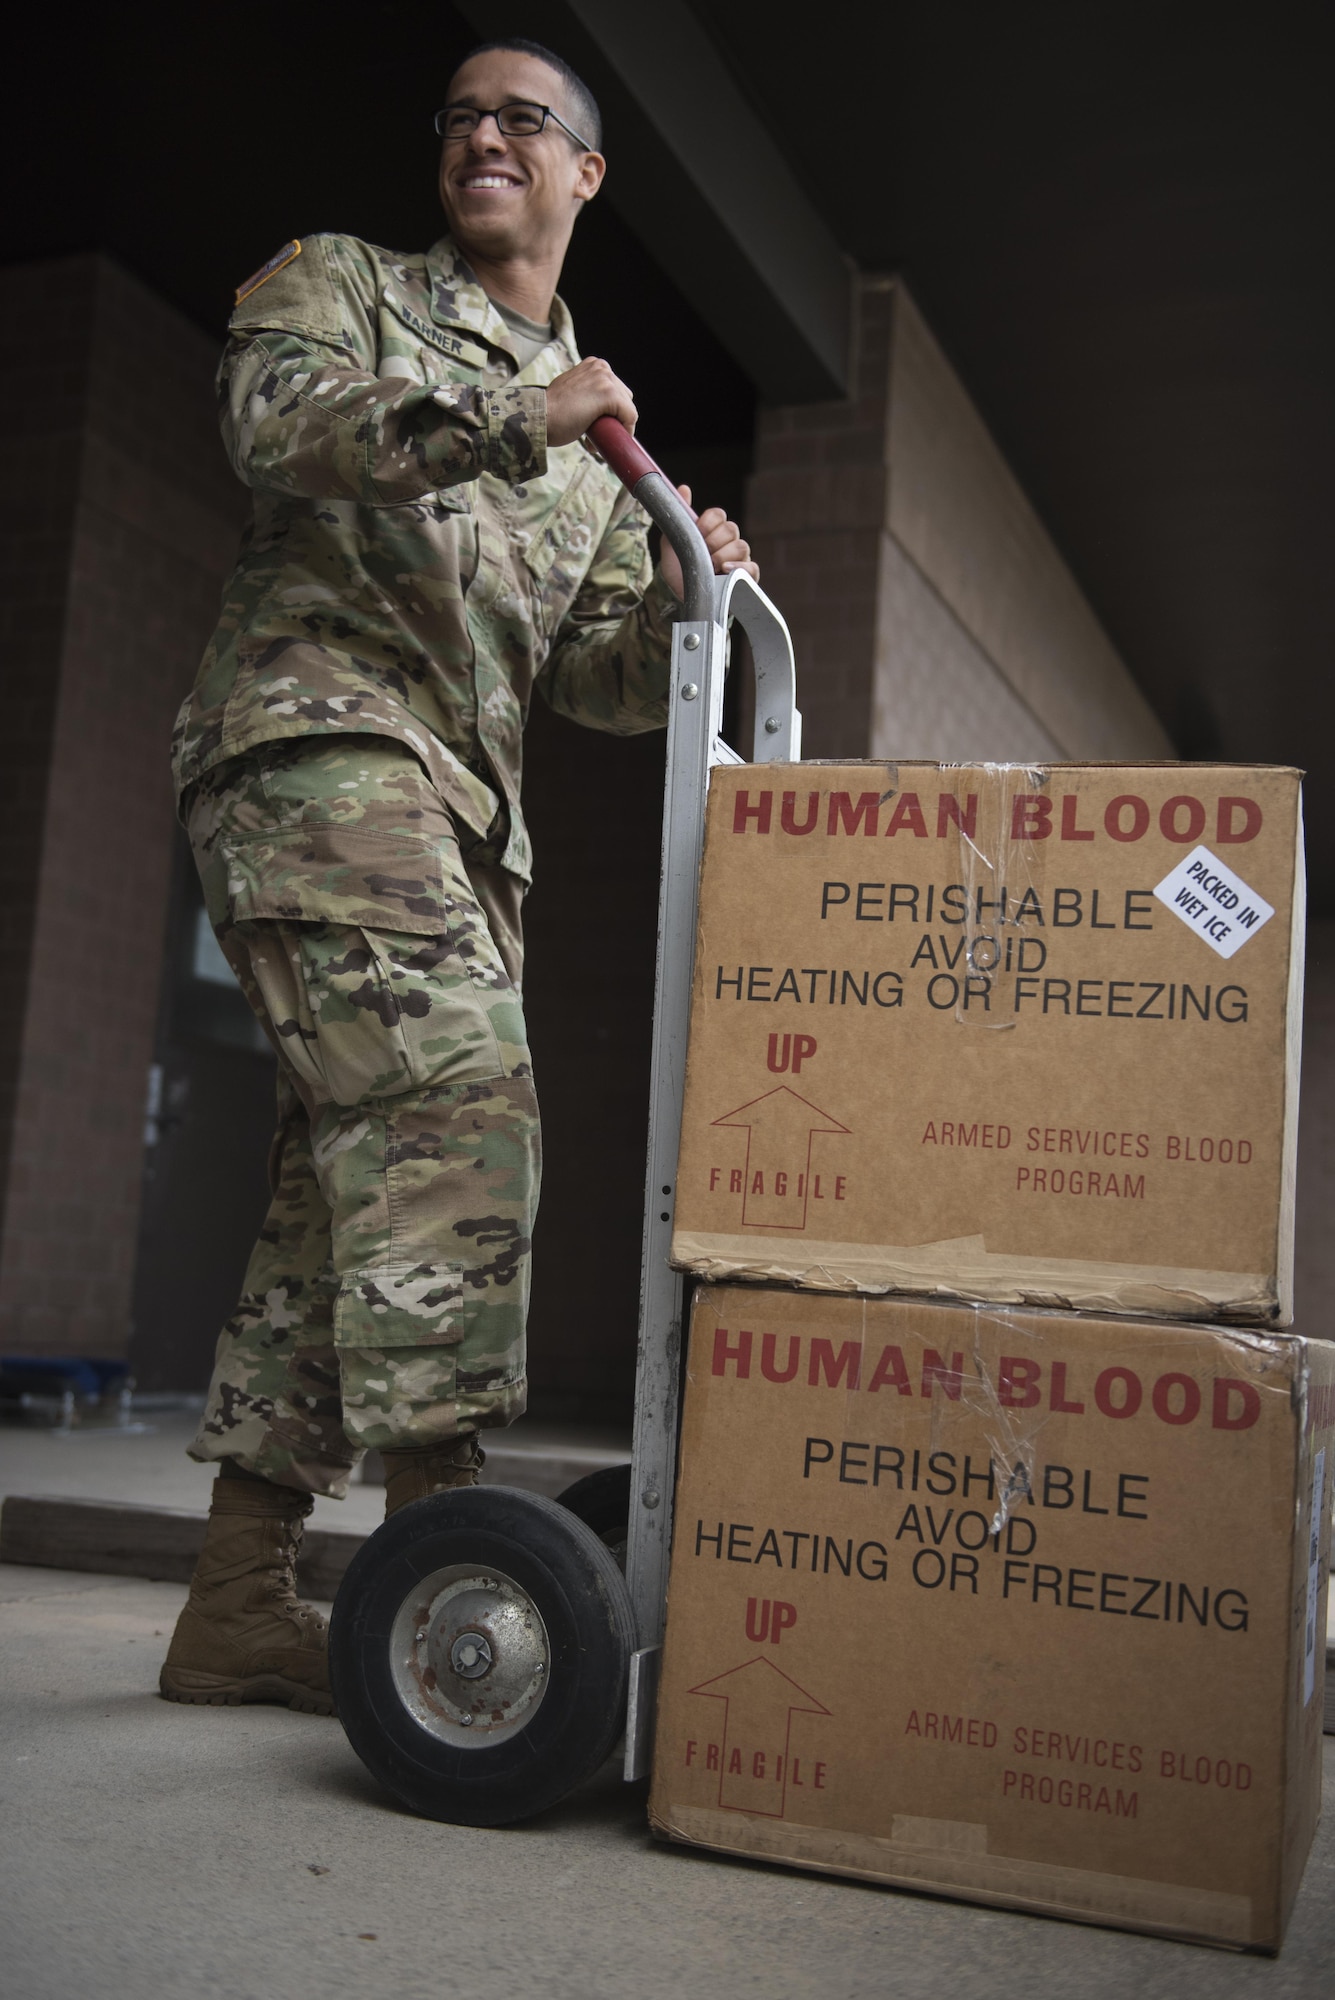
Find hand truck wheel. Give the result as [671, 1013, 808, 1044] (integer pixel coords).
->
[557, 1463, 631, 1569]
[329, 1485, 635, 1825]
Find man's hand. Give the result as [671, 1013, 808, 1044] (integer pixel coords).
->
[659, 485, 759, 599]
[546, 358, 638, 448]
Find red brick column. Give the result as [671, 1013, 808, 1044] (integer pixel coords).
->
[745, 279, 892, 757]
[0, 257, 246, 1360]
[746, 277, 1170, 767]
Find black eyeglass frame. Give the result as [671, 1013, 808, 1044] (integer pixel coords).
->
[433, 100, 595, 151]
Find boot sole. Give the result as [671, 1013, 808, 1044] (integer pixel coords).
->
[159, 1666, 335, 1716]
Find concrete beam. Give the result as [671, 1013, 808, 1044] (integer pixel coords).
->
[452, 0, 850, 401]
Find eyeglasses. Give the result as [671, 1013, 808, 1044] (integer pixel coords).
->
[433, 100, 593, 150]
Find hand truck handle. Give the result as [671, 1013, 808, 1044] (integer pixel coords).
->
[592, 422, 801, 1735]
[587, 416, 715, 625]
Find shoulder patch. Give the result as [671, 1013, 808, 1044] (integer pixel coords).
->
[229, 233, 345, 347]
[235, 241, 302, 306]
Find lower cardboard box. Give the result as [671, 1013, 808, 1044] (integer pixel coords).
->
[648, 1287, 1334, 1950]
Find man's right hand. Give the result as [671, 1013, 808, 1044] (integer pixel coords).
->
[546, 358, 638, 449]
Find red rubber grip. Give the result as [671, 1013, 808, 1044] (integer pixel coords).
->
[587, 416, 663, 489]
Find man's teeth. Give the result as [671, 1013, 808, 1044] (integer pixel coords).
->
[465, 175, 518, 188]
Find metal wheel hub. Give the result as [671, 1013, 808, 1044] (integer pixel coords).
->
[389, 1563, 550, 1748]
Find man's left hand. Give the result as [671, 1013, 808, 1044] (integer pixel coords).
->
[658, 485, 759, 600]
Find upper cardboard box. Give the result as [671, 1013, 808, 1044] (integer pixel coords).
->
[671, 762, 1304, 1323]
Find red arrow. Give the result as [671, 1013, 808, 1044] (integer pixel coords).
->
[712, 1086, 850, 1229]
[688, 1656, 832, 1819]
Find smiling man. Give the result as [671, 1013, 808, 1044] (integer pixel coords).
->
[160, 39, 754, 1715]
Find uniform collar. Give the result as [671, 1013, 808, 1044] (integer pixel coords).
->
[426, 236, 579, 368]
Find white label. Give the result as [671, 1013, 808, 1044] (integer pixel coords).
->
[1152, 845, 1275, 959]
[1303, 1447, 1326, 1705]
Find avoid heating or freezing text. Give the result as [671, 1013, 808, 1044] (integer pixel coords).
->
[690, 1516, 1250, 1630]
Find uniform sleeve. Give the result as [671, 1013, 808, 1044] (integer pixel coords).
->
[534, 491, 678, 735]
[219, 235, 546, 505]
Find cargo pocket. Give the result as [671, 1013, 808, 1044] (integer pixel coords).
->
[223, 824, 506, 1103]
[348, 926, 506, 1092]
[334, 1262, 464, 1449]
[222, 822, 454, 932]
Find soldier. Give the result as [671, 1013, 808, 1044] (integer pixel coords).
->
[160, 38, 755, 1713]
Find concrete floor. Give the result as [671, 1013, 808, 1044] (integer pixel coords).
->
[2, 1417, 1333, 1996]
[0, 1562, 1329, 1999]
[0, 1407, 631, 1531]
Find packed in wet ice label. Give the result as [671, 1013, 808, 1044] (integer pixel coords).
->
[1152, 846, 1275, 960]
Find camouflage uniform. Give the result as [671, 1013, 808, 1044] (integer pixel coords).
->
[174, 234, 675, 1495]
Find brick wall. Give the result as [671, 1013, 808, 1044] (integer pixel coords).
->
[746, 277, 1335, 1336]
[0, 261, 88, 1223]
[747, 277, 1171, 764]
[746, 283, 892, 757]
[0, 256, 246, 1358]
[0, 250, 737, 1408]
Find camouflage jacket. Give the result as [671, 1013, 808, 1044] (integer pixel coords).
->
[171, 233, 678, 883]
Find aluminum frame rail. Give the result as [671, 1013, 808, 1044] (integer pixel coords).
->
[585, 420, 801, 1780]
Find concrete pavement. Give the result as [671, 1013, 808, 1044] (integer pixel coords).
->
[2, 1557, 1333, 2000]
[0, 1408, 631, 1532]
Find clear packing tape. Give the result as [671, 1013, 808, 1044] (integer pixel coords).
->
[671, 1234, 1275, 1325]
[946, 757, 1049, 1030]
[885, 1300, 1304, 1534]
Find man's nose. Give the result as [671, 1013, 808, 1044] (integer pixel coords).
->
[465, 115, 508, 155]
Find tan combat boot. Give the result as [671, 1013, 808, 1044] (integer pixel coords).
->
[159, 1468, 334, 1715]
[382, 1433, 485, 1514]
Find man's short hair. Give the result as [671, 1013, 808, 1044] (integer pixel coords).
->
[454, 39, 603, 152]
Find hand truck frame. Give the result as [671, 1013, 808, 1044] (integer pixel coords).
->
[328, 421, 800, 1824]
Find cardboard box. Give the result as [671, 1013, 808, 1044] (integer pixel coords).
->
[649, 1287, 1334, 1950]
[671, 763, 1304, 1323]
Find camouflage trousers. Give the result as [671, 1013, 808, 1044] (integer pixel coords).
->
[185, 735, 539, 1498]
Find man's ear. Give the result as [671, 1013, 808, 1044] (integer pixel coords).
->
[576, 151, 606, 204]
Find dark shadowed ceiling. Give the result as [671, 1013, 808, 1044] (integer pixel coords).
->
[8, 0, 1333, 899]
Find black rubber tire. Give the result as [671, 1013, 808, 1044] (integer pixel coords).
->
[557, 1463, 631, 1568]
[329, 1485, 635, 1826]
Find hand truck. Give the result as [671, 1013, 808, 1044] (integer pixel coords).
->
[328, 420, 801, 1825]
